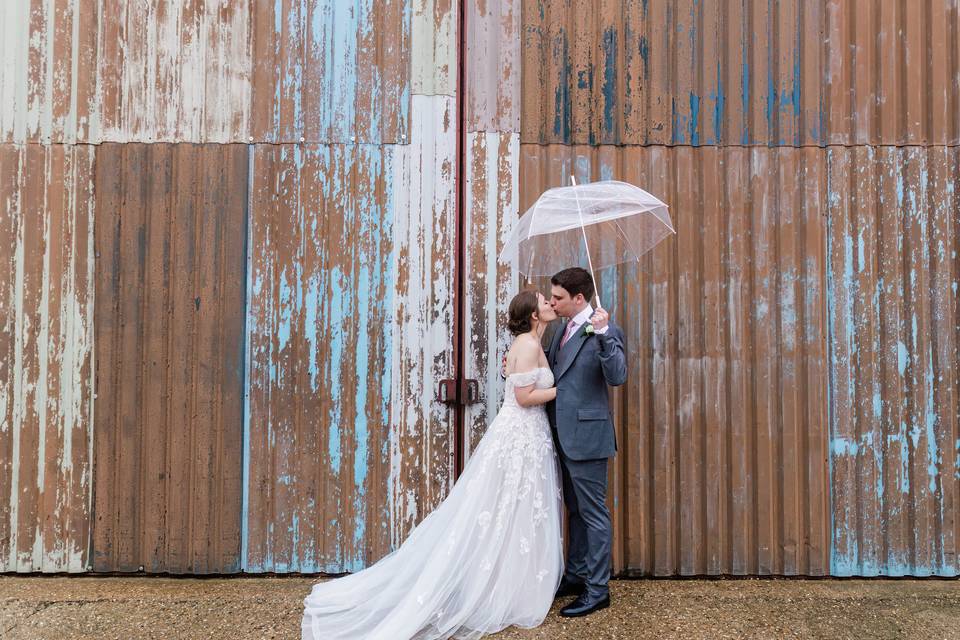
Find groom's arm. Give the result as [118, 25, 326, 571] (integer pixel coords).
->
[596, 323, 627, 386]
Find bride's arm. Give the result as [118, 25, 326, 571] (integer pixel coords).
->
[512, 345, 557, 407]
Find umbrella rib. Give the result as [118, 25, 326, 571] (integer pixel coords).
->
[542, 194, 668, 206]
[523, 212, 672, 237]
[611, 218, 643, 262]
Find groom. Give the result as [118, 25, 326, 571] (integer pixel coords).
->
[545, 267, 627, 617]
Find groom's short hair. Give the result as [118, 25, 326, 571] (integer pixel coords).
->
[551, 267, 595, 302]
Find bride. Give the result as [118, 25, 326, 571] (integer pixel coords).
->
[302, 289, 563, 640]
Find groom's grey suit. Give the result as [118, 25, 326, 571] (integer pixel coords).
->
[546, 314, 627, 598]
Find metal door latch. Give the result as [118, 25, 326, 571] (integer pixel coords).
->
[437, 379, 480, 405]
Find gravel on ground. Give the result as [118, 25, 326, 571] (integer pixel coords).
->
[1, 576, 957, 639]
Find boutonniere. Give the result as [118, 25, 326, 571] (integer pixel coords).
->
[583, 323, 596, 336]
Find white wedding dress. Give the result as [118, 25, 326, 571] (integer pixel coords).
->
[302, 366, 564, 640]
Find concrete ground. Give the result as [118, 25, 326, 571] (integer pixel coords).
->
[0, 576, 957, 639]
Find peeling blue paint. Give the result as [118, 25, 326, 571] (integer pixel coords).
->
[740, 56, 750, 145]
[638, 36, 649, 80]
[826, 154, 959, 576]
[923, 346, 939, 494]
[897, 341, 909, 376]
[891, 426, 911, 494]
[765, 71, 777, 138]
[711, 59, 724, 143]
[688, 93, 700, 146]
[243, 143, 396, 574]
[602, 28, 618, 140]
[553, 32, 571, 141]
[328, 0, 359, 140]
[328, 263, 346, 476]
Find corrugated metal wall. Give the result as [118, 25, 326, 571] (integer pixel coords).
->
[828, 146, 960, 576]
[241, 1, 460, 573]
[1, 0, 462, 575]
[520, 145, 833, 576]
[92, 144, 247, 573]
[521, 0, 960, 146]
[1, 0, 957, 577]
[0, 145, 95, 572]
[520, 0, 960, 576]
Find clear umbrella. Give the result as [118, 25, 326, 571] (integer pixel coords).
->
[499, 178, 675, 306]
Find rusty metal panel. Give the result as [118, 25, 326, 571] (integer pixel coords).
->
[96, 1, 251, 143]
[92, 143, 246, 573]
[411, 0, 457, 95]
[2, 0, 415, 144]
[828, 146, 960, 577]
[520, 143, 833, 576]
[462, 131, 520, 458]
[249, 0, 411, 144]
[1, 0, 251, 143]
[824, 0, 960, 146]
[462, 0, 522, 458]
[243, 143, 398, 572]
[0, 1, 99, 143]
[243, 96, 458, 572]
[388, 95, 459, 547]
[466, 0, 521, 132]
[0, 144, 95, 573]
[521, 0, 960, 146]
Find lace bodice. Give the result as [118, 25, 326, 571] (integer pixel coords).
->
[502, 366, 554, 409]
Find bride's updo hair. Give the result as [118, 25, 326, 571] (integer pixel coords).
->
[508, 290, 540, 335]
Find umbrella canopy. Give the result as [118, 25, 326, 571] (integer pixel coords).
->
[499, 180, 674, 280]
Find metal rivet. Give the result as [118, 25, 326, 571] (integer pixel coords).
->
[248, 136, 254, 142]
[299, 136, 305, 143]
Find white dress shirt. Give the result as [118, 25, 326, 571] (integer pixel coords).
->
[563, 304, 609, 340]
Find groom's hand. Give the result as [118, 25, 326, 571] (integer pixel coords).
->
[591, 307, 609, 332]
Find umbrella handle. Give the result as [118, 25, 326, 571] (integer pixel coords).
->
[569, 176, 602, 310]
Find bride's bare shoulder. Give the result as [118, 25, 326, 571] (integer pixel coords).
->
[506, 334, 541, 372]
[508, 334, 540, 354]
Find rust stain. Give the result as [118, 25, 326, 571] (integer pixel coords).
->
[828, 146, 960, 576]
[92, 143, 246, 573]
[520, 143, 834, 576]
[0, 144, 95, 572]
[520, 0, 960, 146]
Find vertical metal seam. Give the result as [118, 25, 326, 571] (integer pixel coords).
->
[162, 145, 176, 572]
[825, 146, 837, 575]
[454, 0, 467, 477]
[721, 146, 735, 572]
[85, 144, 97, 571]
[240, 143, 254, 571]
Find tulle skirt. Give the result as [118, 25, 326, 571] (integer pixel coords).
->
[301, 404, 564, 640]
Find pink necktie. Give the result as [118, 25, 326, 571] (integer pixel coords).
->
[560, 319, 578, 348]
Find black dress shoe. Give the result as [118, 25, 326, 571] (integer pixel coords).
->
[554, 579, 586, 598]
[559, 593, 610, 617]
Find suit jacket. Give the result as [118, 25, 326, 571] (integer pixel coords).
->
[546, 316, 627, 461]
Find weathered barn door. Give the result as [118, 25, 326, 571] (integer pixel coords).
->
[519, 0, 960, 578]
[241, 0, 460, 573]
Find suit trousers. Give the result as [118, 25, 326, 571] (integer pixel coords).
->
[558, 450, 611, 597]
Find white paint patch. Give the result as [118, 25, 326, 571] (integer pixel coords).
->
[388, 95, 458, 549]
[1, 1, 251, 143]
[462, 131, 520, 461]
[2, 147, 94, 573]
[411, 0, 457, 96]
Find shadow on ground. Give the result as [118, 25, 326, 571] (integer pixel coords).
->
[1, 576, 958, 639]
